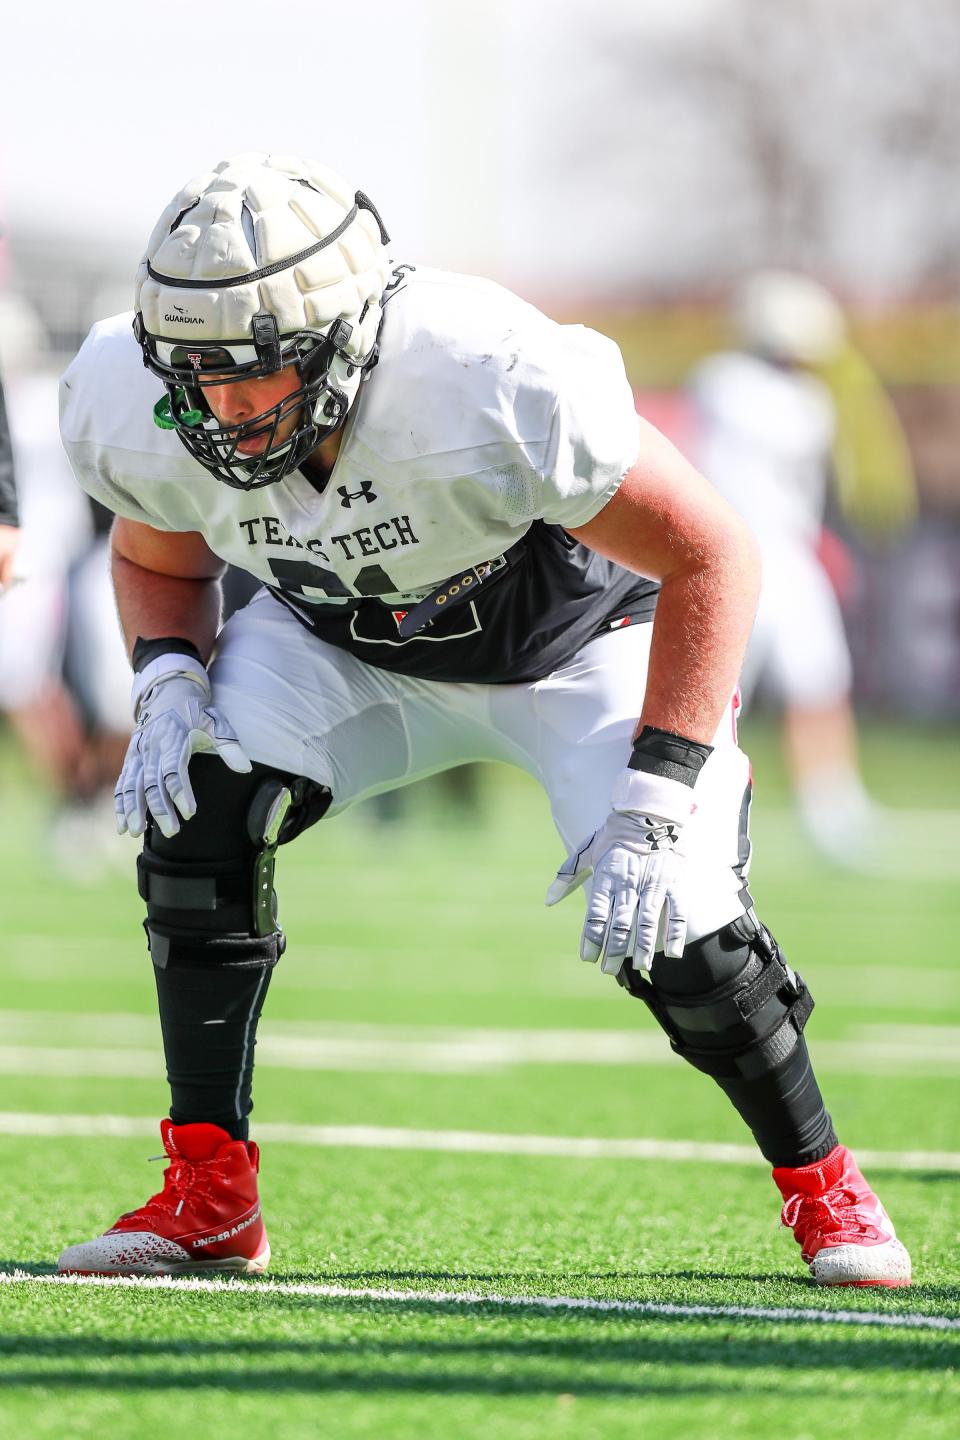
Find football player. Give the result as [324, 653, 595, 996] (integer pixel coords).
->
[0, 359, 132, 879]
[689, 273, 914, 868]
[57, 155, 910, 1286]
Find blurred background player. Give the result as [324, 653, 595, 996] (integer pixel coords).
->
[688, 271, 917, 868]
[0, 296, 132, 879]
[0, 365, 18, 587]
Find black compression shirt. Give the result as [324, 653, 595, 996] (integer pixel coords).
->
[268, 521, 659, 683]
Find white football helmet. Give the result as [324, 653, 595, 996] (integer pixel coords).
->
[134, 152, 392, 489]
[733, 271, 845, 367]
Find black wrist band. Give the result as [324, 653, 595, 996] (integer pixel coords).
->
[132, 635, 204, 673]
[628, 725, 714, 788]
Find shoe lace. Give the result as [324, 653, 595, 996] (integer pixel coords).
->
[118, 1155, 226, 1225]
[781, 1185, 882, 1246]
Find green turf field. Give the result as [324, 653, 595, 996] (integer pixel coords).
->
[1, 721, 958, 1438]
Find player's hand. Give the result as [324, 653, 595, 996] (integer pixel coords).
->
[0, 523, 20, 590]
[546, 810, 689, 973]
[116, 653, 251, 839]
[545, 765, 698, 975]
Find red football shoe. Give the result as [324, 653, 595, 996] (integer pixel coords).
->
[58, 1119, 270, 1276]
[774, 1143, 911, 1287]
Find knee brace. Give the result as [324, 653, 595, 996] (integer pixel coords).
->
[618, 913, 814, 1082]
[137, 757, 330, 972]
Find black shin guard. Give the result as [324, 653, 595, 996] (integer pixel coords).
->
[138, 757, 328, 1140]
[151, 934, 277, 1141]
[619, 914, 838, 1167]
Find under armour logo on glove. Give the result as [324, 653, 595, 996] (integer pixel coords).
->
[338, 481, 376, 507]
[643, 819, 680, 851]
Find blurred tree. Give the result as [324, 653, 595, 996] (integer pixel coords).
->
[571, 0, 960, 295]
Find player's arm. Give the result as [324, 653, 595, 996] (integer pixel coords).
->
[548, 417, 760, 973]
[0, 379, 20, 589]
[111, 516, 226, 662]
[567, 416, 760, 743]
[0, 524, 18, 590]
[111, 517, 249, 839]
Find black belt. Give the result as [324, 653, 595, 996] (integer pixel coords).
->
[395, 550, 521, 637]
[268, 539, 527, 639]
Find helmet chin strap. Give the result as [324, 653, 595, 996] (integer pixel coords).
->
[251, 314, 283, 372]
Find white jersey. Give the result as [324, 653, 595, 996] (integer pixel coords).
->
[690, 351, 835, 548]
[60, 265, 655, 682]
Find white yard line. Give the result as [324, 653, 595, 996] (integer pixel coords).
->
[0, 1110, 958, 1173]
[0, 1270, 955, 1332]
[0, 1046, 160, 1078]
[0, 1020, 959, 1076]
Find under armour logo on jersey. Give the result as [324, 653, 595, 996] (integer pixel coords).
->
[338, 481, 377, 507]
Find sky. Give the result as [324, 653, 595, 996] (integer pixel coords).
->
[3, 0, 945, 305]
[0, 0, 705, 299]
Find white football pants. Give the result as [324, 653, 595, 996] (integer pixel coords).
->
[211, 589, 753, 945]
[741, 541, 853, 710]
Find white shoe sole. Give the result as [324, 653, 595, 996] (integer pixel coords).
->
[809, 1237, 911, 1287]
[57, 1233, 270, 1277]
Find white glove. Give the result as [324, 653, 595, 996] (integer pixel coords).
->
[545, 768, 696, 975]
[115, 653, 251, 839]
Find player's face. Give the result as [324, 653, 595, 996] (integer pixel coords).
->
[200, 364, 303, 456]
